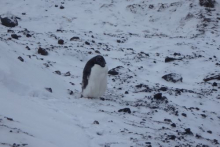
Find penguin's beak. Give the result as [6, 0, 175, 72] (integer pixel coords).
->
[101, 62, 106, 67]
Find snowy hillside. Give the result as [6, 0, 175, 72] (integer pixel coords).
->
[0, 0, 220, 146]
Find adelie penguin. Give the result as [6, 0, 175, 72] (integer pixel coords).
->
[81, 55, 108, 98]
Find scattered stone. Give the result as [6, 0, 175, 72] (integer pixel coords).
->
[154, 93, 162, 99]
[164, 119, 172, 122]
[125, 91, 129, 94]
[70, 37, 80, 41]
[207, 130, 212, 134]
[60, 5, 65, 9]
[203, 74, 220, 82]
[100, 97, 105, 101]
[18, 56, 24, 62]
[201, 114, 207, 118]
[93, 120, 99, 124]
[168, 135, 176, 140]
[149, 4, 154, 9]
[159, 87, 167, 91]
[5, 117, 13, 121]
[117, 40, 121, 43]
[67, 89, 73, 95]
[212, 82, 218, 86]
[184, 128, 193, 135]
[95, 50, 100, 54]
[7, 29, 14, 33]
[64, 71, 71, 76]
[54, 70, 61, 75]
[154, 93, 167, 101]
[182, 113, 187, 117]
[85, 41, 90, 45]
[45, 88, 52, 93]
[22, 13, 26, 15]
[58, 39, 64, 45]
[199, 0, 215, 8]
[1, 16, 18, 27]
[26, 34, 31, 37]
[165, 57, 182, 62]
[108, 68, 119, 75]
[118, 108, 131, 114]
[162, 73, 183, 83]
[171, 123, 176, 127]
[11, 34, 19, 39]
[38, 47, 48, 56]
[55, 5, 58, 7]
[174, 52, 181, 56]
[196, 134, 202, 138]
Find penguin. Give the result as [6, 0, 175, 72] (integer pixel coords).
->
[81, 55, 108, 98]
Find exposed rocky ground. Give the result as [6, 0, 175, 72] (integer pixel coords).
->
[0, 0, 220, 147]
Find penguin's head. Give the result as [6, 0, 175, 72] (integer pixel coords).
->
[94, 55, 106, 67]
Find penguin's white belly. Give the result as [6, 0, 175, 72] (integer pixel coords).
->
[82, 64, 108, 98]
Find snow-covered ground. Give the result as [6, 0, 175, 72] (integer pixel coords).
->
[0, 0, 220, 146]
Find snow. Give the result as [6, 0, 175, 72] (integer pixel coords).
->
[0, 0, 220, 146]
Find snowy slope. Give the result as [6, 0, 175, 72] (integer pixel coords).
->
[0, 0, 220, 147]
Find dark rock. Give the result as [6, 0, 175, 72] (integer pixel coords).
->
[1, 17, 18, 27]
[70, 37, 80, 41]
[199, 0, 215, 8]
[18, 56, 24, 62]
[164, 119, 172, 122]
[162, 73, 183, 83]
[212, 82, 217, 86]
[149, 5, 154, 9]
[60, 5, 65, 9]
[118, 108, 131, 114]
[68, 89, 73, 95]
[11, 34, 19, 39]
[201, 114, 207, 118]
[108, 69, 119, 75]
[45, 88, 52, 93]
[165, 57, 182, 62]
[171, 123, 176, 127]
[203, 74, 220, 82]
[153, 93, 167, 101]
[196, 134, 202, 138]
[182, 113, 187, 117]
[58, 39, 64, 45]
[100, 97, 105, 101]
[184, 128, 193, 135]
[85, 41, 90, 45]
[213, 139, 219, 144]
[207, 130, 212, 134]
[125, 91, 129, 94]
[93, 120, 99, 124]
[159, 87, 167, 91]
[117, 40, 121, 43]
[54, 70, 61, 75]
[26, 34, 31, 37]
[22, 13, 26, 15]
[38, 47, 48, 56]
[64, 71, 71, 76]
[7, 29, 14, 33]
[26, 46, 30, 50]
[154, 93, 162, 99]
[174, 52, 181, 56]
[6, 117, 13, 121]
[55, 5, 58, 7]
[95, 50, 100, 54]
[168, 135, 176, 140]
